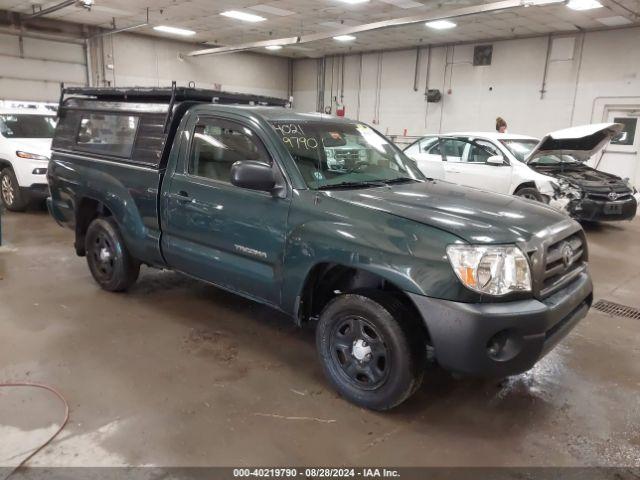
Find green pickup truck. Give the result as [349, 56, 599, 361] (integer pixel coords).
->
[47, 86, 592, 410]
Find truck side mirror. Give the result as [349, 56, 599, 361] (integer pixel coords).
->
[231, 160, 276, 193]
[487, 155, 505, 166]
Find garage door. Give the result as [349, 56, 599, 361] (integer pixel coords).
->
[0, 33, 87, 102]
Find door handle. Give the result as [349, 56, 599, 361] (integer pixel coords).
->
[173, 191, 194, 204]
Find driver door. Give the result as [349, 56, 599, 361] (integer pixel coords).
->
[161, 115, 291, 305]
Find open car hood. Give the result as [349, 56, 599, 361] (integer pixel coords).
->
[524, 123, 623, 164]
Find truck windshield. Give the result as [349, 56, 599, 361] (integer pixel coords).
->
[0, 114, 56, 139]
[270, 120, 424, 189]
[500, 139, 579, 164]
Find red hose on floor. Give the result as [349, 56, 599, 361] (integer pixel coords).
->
[0, 382, 69, 475]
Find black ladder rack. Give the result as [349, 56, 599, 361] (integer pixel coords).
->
[59, 84, 289, 107]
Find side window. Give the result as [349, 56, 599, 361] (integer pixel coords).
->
[189, 119, 270, 183]
[466, 140, 499, 163]
[76, 113, 139, 158]
[420, 138, 438, 154]
[440, 139, 466, 162]
[404, 141, 421, 156]
[426, 141, 442, 155]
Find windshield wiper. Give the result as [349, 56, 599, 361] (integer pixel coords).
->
[316, 181, 386, 190]
[382, 177, 419, 185]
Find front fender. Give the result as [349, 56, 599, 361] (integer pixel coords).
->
[280, 209, 477, 317]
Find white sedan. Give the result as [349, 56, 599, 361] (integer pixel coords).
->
[403, 124, 639, 221]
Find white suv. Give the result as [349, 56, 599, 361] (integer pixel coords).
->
[404, 124, 639, 222]
[0, 108, 56, 211]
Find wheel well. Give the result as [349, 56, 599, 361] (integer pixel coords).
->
[297, 263, 429, 339]
[74, 198, 113, 256]
[513, 181, 537, 194]
[0, 159, 13, 170]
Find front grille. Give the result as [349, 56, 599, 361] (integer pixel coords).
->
[586, 191, 633, 201]
[335, 149, 363, 163]
[539, 232, 587, 298]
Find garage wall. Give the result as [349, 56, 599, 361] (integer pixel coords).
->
[0, 33, 87, 101]
[292, 26, 640, 139]
[0, 29, 290, 102]
[101, 33, 290, 98]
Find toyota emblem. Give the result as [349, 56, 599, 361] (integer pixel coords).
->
[608, 191, 619, 201]
[561, 243, 574, 269]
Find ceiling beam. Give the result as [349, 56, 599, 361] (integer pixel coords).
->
[23, 0, 76, 20]
[187, 0, 566, 57]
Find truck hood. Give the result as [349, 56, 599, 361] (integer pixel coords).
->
[327, 180, 569, 244]
[3, 137, 52, 158]
[525, 123, 623, 163]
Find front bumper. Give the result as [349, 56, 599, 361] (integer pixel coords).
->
[20, 183, 49, 200]
[569, 195, 637, 221]
[408, 271, 592, 377]
[14, 159, 49, 187]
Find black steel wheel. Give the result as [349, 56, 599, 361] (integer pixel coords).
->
[316, 291, 426, 410]
[85, 217, 140, 292]
[330, 314, 391, 390]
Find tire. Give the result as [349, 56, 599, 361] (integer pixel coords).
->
[515, 187, 544, 203]
[316, 291, 426, 410]
[0, 168, 28, 212]
[85, 217, 140, 292]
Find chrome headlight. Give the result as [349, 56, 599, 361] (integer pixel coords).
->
[16, 151, 49, 161]
[446, 244, 532, 296]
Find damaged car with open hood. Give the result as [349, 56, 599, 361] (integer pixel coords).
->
[404, 123, 639, 222]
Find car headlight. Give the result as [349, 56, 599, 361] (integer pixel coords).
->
[553, 179, 583, 200]
[446, 244, 532, 296]
[16, 151, 49, 161]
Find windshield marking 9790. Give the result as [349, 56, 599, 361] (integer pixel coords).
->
[270, 119, 424, 190]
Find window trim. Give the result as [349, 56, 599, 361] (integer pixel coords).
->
[74, 112, 141, 160]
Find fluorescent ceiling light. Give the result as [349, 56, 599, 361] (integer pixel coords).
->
[153, 25, 196, 36]
[425, 19, 457, 29]
[567, 0, 603, 10]
[333, 35, 357, 41]
[220, 10, 266, 22]
[265, 45, 283, 50]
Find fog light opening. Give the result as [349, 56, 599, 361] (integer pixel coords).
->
[486, 329, 524, 362]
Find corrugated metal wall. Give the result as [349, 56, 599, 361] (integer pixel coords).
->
[0, 32, 87, 101]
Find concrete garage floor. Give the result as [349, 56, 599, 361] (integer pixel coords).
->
[1, 209, 639, 468]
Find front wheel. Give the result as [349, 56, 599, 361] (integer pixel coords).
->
[316, 292, 426, 410]
[515, 187, 544, 202]
[1, 168, 28, 212]
[85, 217, 140, 292]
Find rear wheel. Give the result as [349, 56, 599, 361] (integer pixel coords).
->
[316, 291, 426, 410]
[85, 217, 140, 292]
[1, 168, 28, 212]
[515, 187, 544, 202]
